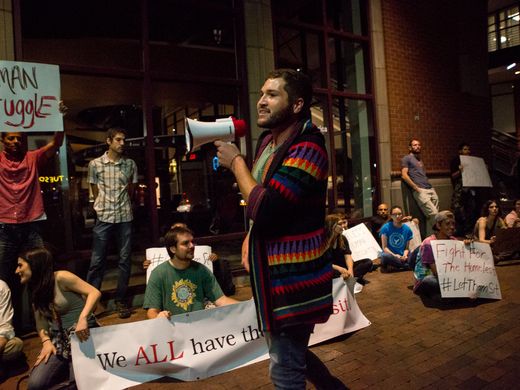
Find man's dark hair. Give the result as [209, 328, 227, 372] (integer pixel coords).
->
[408, 138, 420, 147]
[458, 142, 470, 151]
[390, 205, 403, 214]
[106, 127, 127, 141]
[266, 69, 313, 119]
[164, 226, 194, 258]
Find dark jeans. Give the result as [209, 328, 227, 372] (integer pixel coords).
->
[380, 252, 410, 270]
[0, 222, 43, 331]
[87, 220, 132, 302]
[353, 258, 373, 280]
[28, 354, 76, 390]
[265, 325, 346, 390]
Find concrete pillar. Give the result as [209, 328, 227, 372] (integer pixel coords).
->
[243, 0, 275, 154]
[368, 0, 392, 205]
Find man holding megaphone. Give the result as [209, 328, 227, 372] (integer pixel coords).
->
[215, 69, 345, 389]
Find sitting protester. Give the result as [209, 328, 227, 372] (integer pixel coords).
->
[16, 248, 101, 390]
[505, 199, 520, 228]
[379, 206, 413, 271]
[473, 200, 508, 263]
[325, 213, 373, 286]
[0, 279, 24, 381]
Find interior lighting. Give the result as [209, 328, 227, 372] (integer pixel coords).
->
[515, 71, 520, 75]
[507, 63, 517, 70]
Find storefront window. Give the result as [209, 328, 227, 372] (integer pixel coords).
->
[328, 37, 368, 94]
[326, 0, 366, 35]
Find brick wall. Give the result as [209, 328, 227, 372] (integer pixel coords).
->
[381, 0, 491, 173]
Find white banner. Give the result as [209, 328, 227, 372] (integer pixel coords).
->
[146, 246, 213, 283]
[432, 240, 501, 299]
[0, 60, 62, 132]
[405, 221, 422, 252]
[460, 155, 492, 187]
[71, 278, 371, 389]
[343, 223, 382, 261]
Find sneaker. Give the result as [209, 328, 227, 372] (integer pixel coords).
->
[116, 302, 131, 319]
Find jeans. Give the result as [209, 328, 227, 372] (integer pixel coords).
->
[0, 222, 43, 331]
[415, 275, 441, 298]
[28, 354, 76, 390]
[380, 252, 410, 270]
[265, 325, 346, 390]
[87, 220, 132, 302]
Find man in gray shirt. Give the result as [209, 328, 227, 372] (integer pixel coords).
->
[401, 138, 439, 235]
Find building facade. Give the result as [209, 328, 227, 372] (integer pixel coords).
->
[0, 0, 491, 255]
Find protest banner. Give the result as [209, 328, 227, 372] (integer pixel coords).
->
[343, 223, 382, 261]
[71, 278, 371, 389]
[405, 221, 422, 252]
[0, 60, 62, 132]
[431, 240, 501, 299]
[146, 246, 213, 283]
[460, 155, 492, 187]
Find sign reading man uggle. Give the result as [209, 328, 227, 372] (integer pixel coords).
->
[0, 60, 62, 132]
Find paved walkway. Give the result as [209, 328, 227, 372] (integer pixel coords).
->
[4, 259, 520, 389]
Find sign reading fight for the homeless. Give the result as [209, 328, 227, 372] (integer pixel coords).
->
[431, 240, 501, 299]
[0, 60, 62, 132]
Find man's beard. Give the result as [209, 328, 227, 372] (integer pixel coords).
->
[257, 105, 293, 129]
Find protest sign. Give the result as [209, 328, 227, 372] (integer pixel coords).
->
[431, 240, 501, 299]
[146, 246, 213, 283]
[343, 223, 382, 261]
[0, 60, 62, 132]
[71, 278, 370, 389]
[460, 155, 492, 187]
[405, 221, 422, 252]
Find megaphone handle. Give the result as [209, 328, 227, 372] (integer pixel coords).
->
[212, 156, 220, 171]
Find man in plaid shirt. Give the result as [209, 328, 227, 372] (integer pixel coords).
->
[87, 127, 138, 318]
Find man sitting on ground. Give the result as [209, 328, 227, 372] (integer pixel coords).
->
[0, 279, 24, 381]
[143, 226, 237, 319]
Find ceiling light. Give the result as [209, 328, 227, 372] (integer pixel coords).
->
[515, 71, 520, 75]
[507, 62, 516, 70]
[501, 36, 507, 43]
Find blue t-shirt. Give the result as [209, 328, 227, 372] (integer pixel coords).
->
[401, 154, 431, 189]
[380, 222, 413, 255]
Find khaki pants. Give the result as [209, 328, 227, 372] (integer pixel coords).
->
[1, 336, 23, 362]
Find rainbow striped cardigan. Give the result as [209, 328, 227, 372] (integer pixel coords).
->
[247, 119, 333, 332]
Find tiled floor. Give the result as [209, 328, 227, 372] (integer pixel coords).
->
[4, 259, 520, 389]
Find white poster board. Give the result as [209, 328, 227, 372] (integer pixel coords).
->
[405, 221, 422, 252]
[71, 278, 370, 389]
[431, 240, 501, 299]
[0, 60, 62, 132]
[146, 246, 213, 283]
[343, 223, 382, 261]
[460, 155, 492, 187]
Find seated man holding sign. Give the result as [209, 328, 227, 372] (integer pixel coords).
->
[143, 226, 237, 319]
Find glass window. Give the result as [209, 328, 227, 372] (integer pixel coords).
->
[326, 0, 366, 35]
[276, 28, 326, 88]
[21, 0, 141, 70]
[329, 37, 368, 94]
[148, 0, 236, 78]
[151, 81, 243, 236]
[272, 0, 323, 26]
[332, 98, 374, 218]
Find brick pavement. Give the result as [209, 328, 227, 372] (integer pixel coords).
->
[3, 260, 520, 389]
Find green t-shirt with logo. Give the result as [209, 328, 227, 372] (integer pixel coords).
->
[143, 260, 223, 315]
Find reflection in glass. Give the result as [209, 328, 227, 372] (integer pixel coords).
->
[329, 38, 367, 94]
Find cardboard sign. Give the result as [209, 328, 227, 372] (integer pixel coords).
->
[146, 246, 213, 283]
[431, 240, 501, 299]
[0, 60, 63, 132]
[343, 223, 382, 261]
[460, 155, 492, 187]
[405, 221, 422, 252]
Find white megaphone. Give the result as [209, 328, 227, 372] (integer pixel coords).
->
[185, 116, 247, 154]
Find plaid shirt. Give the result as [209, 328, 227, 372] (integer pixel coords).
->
[88, 152, 138, 223]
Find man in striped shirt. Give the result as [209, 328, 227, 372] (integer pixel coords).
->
[87, 128, 138, 318]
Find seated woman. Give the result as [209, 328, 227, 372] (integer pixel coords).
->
[505, 199, 520, 228]
[16, 248, 101, 390]
[473, 200, 507, 262]
[324, 213, 373, 287]
[379, 206, 414, 271]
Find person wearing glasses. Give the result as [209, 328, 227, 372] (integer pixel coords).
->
[379, 206, 413, 272]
